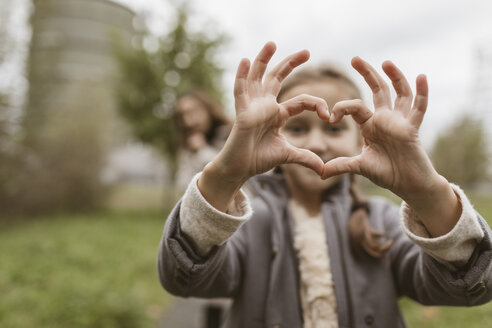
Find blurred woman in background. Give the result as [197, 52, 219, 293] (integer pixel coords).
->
[164, 89, 231, 328]
[174, 89, 231, 192]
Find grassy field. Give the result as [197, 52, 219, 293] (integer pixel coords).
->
[0, 183, 491, 327]
[0, 184, 172, 328]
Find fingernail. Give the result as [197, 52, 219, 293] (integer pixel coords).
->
[329, 114, 335, 123]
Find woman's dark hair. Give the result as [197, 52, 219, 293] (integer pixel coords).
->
[278, 64, 393, 259]
[174, 89, 231, 145]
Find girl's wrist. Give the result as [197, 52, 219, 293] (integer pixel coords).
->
[398, 173, 462, 237]
[198, 160, 249, 212]
[399, 173, 449, 209]
[206, 155, 250, 187]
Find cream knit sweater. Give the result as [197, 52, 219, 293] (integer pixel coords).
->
[289, 199, 338, 328]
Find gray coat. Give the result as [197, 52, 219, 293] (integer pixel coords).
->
[158, 174, 492, 328]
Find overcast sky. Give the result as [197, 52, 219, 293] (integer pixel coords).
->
[3, 0, 492, 147]
[117, 0, 492, 146]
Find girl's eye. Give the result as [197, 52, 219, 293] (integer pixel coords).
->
[285, 125, 308, 134]
[325, 125, 342, 134]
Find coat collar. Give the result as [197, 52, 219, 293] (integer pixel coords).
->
[249, 171, 352, 206]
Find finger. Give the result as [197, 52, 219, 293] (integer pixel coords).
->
[234, 58, 251, 112]
[382, 60, 413, 115]
[330, 99, 373, 125]
[351, 57, 392, 110]
[279, 94, 330, 120]
[322, 155, 362, 179]
[409, 74, 428, 128]
[264, 49, 310, 96]
[248, 41, 276, 85]
[284, 145, 324, 176]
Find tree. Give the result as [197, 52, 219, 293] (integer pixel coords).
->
[430, 116, 490, 188]
[1, 0, 124, 216]
[112, 2, 228, 176]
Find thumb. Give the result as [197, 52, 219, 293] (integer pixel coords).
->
[284, 145, 324, 176]
[322, 156, 362, 179]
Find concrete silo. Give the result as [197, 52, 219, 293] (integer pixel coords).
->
[20, 0, 161, 211]
[24, 0, 136, 146]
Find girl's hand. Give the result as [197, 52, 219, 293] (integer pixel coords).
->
[323, 58, 460, 236]
[198, 42, 330, 211]
[323, 57, 438, 198]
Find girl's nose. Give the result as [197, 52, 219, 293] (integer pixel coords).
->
[304, 128, 327, 155]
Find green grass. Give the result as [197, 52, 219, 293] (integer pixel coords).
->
[0, 207, 172, 328]
[106, 183, 177, 213]
[399, 298, 492, 328]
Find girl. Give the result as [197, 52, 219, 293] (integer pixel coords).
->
[158, 42, 492, 327]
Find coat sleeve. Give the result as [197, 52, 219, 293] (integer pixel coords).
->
[383, 187, 492, 306]
[157, 174, 252, 298]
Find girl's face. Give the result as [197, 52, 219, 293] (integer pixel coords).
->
[176, 96, 212, 135]
[279, 80, 361, 194]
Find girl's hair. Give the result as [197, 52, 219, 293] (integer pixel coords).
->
[278, 64, 393, 259]
[347, 174, 393, 258]
[278, 64, 361, 101]
[174, 89, 231, 145]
